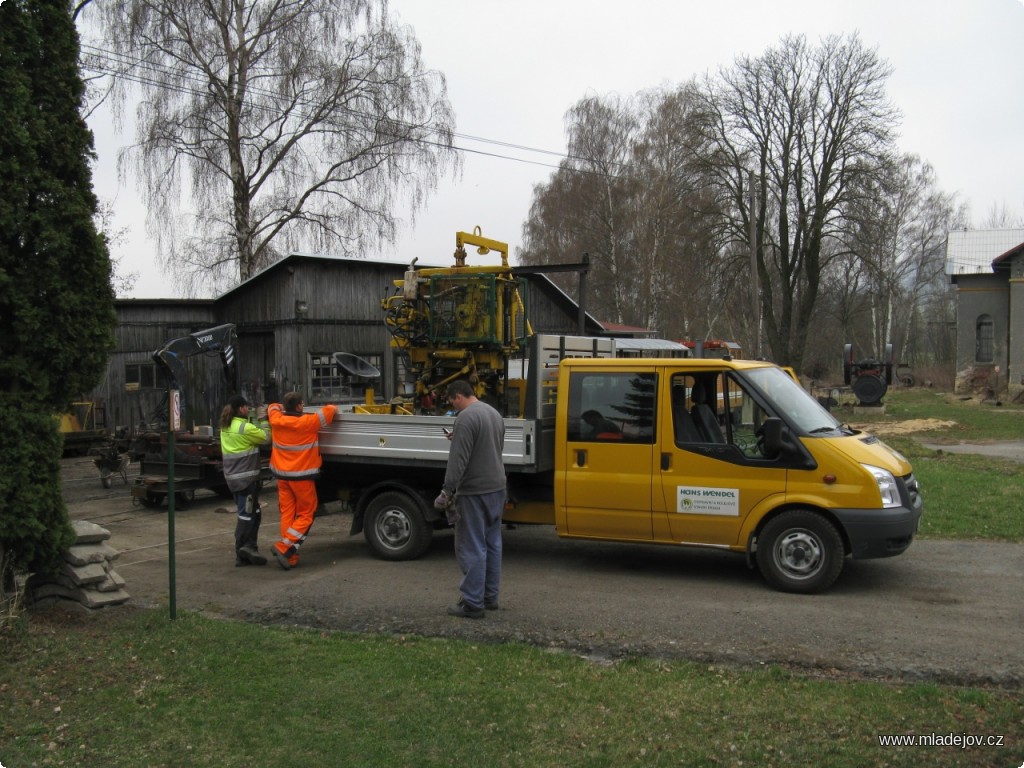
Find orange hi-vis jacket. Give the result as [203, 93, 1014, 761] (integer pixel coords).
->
[268, 403, 338, 480]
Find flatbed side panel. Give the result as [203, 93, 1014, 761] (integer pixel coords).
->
[318, 413, 537, 467]
[520, 334, 616, 421]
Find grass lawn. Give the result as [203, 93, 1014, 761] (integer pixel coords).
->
[2, 608, 1021, 768]
[844, 387, 1024, 442]
[843, 389, 1024, 541]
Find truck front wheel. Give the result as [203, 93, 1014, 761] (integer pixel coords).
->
[363, 490, 433, 561]
[757, 510, 844, 594]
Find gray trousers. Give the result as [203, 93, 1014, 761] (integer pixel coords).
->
[453, 489, 504, 609]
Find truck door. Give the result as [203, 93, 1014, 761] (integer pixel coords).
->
[562, 369, 658, 540]
[657, 370, 787, 546]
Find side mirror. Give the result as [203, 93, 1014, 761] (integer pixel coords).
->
[761, 417, 784, 459]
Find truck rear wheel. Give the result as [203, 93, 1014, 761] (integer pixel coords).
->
[363, 490, 433, 561]
[757, 510, 844, 594]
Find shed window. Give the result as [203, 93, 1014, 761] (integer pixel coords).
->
[975, 315, 994, 363]
[124, 361, 165, 391]
[309, 352, 382, 403]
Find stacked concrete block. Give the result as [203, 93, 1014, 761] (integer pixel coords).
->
[27, 520, 130, 609]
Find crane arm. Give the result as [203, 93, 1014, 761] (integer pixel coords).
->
[152, 323, 238, 391]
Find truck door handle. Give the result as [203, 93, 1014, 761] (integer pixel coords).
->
[661, 452, 671, 471]
[576, 449, 587, 467]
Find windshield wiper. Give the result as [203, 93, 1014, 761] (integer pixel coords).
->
[808, 425, 841, 434]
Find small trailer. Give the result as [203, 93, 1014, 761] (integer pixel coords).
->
[128, 432, 231, 508]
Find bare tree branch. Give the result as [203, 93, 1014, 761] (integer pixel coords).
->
[87, 0, 459, 293]
[696, 33, 900, 368]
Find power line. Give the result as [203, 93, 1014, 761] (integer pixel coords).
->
[79, 42, 624, 178]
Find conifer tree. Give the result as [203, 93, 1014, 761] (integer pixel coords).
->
[0, 0, 116, 586]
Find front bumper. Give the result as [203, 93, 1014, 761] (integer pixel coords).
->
[833, 500, 922, 559]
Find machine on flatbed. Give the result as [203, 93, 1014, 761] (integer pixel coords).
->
[380, 226, 532, 416]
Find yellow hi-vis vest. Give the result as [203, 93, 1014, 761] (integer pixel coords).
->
[220, 416, 267, 492]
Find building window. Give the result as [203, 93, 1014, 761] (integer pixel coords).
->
[975, 314, 994, 363]
[124, 361, 165, 391]
[309, 352, 383, 403]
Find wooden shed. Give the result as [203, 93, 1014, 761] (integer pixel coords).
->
[91, 253, 604, 433]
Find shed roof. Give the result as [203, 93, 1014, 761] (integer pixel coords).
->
[945, 228, 1024, 275]
[218, 252, 430, 299]
[218, 251, 605, 331]
[993, 240, 1024, 268]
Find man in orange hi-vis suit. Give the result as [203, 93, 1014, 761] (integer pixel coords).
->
[267, 392, 337, 570]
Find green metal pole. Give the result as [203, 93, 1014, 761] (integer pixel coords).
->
[167, 388, 177, 620]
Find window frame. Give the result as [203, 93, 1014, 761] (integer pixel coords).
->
[566, 370, 657, 444]
[975, 314, 994, 363]
[307, 351, 384, 404]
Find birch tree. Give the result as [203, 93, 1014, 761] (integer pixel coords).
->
[520, 89, 719, 336]
[519, 95, 637, 324]
[627, 85, 726, 340]
[84, 0, 458, 292]
[847, 154, 962, 367]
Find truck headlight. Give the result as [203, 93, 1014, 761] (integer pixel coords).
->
[863, 464, 900, 508]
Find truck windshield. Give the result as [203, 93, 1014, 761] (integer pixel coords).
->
[745, 367, 842, 435]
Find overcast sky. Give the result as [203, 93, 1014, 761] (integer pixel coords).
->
[87, 0, 1024, 297]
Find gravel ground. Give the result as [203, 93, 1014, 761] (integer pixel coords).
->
[49, 447, 1024, 688]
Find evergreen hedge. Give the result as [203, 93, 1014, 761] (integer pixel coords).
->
[0, 0, 116, 583]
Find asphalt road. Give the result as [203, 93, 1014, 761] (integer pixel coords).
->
[55, 453, 1024, 688]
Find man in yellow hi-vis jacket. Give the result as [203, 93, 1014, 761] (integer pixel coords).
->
[220, 395, 269, 566]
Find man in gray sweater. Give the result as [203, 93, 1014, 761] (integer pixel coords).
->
[435, 379, 506, 618]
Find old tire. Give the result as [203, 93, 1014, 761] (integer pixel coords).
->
[757, 510, 845, 594]
[363, 490, 433, 561]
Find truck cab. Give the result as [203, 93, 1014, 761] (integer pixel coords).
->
[554, 357, 922, 593]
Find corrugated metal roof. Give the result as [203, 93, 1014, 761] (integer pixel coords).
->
[945, 228, 1024, 275]
[615, 338, 688, 351]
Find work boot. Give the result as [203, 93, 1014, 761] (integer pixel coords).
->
[238, 546, 267, 566]
[447, 599, 484, 619]
[272, 549, 293, 571]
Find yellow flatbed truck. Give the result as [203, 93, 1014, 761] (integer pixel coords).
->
[318, 337, 922, 593]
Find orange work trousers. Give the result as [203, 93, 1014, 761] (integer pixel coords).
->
[274, 478, 319, 566]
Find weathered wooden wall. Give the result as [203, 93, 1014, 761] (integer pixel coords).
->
[91, 255, 605, 432]
[96, 301, 221, 433]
